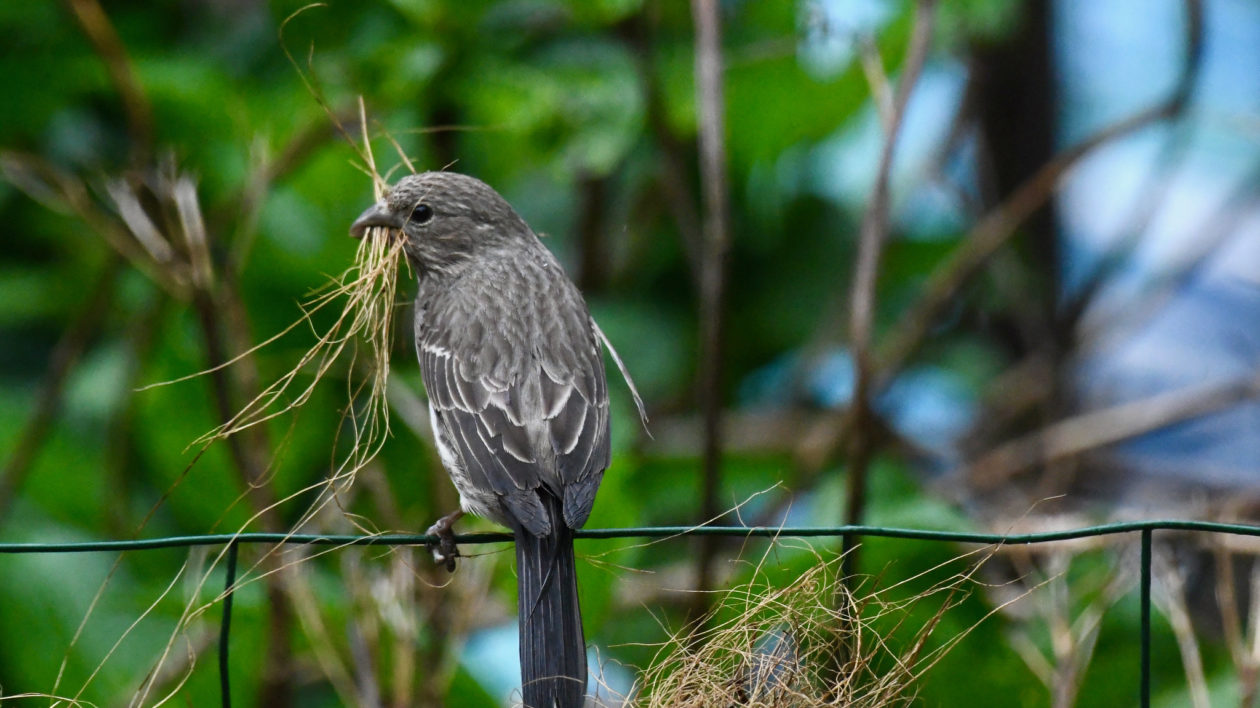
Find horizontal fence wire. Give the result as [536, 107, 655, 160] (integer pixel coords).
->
[6, 519, 1260, 708]
[5, 518, 1260, 553]
[7, 511, 1260, 551]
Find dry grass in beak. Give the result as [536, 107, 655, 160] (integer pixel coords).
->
[131, 176, 408, 546]
[178, 227, 404, 472]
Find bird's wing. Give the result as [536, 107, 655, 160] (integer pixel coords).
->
[541, 312, 610, 529]
[418, 263, 609, 534]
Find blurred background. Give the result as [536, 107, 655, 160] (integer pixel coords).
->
[1, 0, 1258, 705]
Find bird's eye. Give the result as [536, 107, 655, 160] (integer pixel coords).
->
[411, 203, 434, 225]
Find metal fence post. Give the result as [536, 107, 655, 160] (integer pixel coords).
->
[220, 540, 239, 708]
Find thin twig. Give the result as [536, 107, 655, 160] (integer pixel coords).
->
[1059, 0, 1203, 329]
[691, 0, 732, 610]
[856, 37, 895, 133]
[1075, 158, 1260, 355]
[624, 9, 708, 279]
[0, 257, 121, 523]
[227, 110, 361, 274]
[877, 104, 1182, 388]
[965, 373, 1260, 489]
[0, 153, 188, 296]
[62, 0, 153, 161]
[874, 0, 1203, 390]
[796, 0, 1206, 472]
[1153, 549, 1212, 708]
[843, 0, 936, 559]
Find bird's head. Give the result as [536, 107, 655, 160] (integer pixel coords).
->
[349, 171, 532, 271]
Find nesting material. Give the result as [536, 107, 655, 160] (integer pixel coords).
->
[632, 545, 975, 707]
[189, 222, 405, 494]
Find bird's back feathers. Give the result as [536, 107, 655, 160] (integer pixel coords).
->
[416, 245, 609, 535]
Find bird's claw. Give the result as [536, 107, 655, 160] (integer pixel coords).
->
[425, 511, 464, 572]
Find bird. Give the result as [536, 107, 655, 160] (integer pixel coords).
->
[351, 171, 610, 708]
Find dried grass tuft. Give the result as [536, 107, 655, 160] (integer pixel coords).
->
[629, 542, 981, 708]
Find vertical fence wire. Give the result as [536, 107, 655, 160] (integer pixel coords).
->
[219, 540, 239, 708]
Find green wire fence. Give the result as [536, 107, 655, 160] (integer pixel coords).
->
[7, 519, 1260, 707]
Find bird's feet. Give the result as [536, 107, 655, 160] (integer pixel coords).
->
[425, 510, 465, 572]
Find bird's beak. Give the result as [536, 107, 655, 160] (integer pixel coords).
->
[349, 202, 402, 239]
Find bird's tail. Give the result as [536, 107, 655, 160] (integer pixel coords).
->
[515, 497, 586, 708]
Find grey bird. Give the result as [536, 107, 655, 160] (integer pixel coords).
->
[351, 171, 609, 708]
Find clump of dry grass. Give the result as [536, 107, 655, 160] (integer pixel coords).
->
[629, 542, 982, 707]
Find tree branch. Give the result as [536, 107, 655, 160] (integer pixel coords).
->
[62, 0, 153, 162]
[796, 0, 1206, 473]
[843, 0, 936, 552]
[691, 0, 731, 607]
[965, 373, 1260, 489]
[0, 257, 121, 524]
[874, 0, 1203, 389]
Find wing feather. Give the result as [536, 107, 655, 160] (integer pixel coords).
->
[540, 370, 573, 419]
